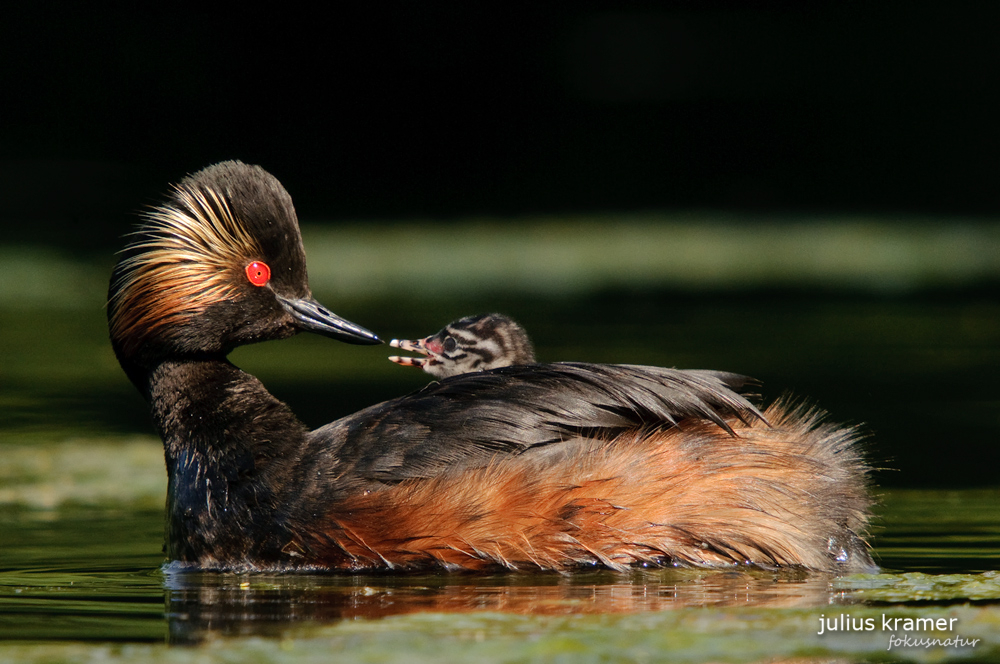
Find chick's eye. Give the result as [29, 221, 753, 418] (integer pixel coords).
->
[442, 336, 458, 352]
[245, 261, 271, 287]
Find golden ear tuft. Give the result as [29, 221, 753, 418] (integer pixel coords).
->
[109, 183, 266, 357]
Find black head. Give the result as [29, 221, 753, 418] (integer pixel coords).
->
[108, 161, 379, 377]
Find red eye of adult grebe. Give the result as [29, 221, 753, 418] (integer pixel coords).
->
[245, 261, 271, 287]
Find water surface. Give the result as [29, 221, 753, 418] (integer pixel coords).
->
[2, 219, 999, 662]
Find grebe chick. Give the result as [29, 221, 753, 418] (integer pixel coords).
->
[108, 161, 875, 574]
[389, 313, 535, 378]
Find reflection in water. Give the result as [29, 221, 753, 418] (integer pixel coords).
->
[164, 566, 842, 644]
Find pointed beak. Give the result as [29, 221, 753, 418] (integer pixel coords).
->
[277, 295, 381, 345]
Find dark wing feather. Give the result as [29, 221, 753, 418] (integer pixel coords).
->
[308, 362, 764, 485]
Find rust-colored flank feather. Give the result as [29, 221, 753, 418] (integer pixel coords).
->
[109, 185, 264, 358]
[297, 401, 870, 572]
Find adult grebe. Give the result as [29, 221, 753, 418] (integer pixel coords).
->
[108, 160, 874, 573]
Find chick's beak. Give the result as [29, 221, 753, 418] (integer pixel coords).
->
[277, 295, 381, 345]
[388, 337, 430, 368]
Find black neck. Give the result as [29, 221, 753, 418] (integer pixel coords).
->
[147, 357, 309, 567]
